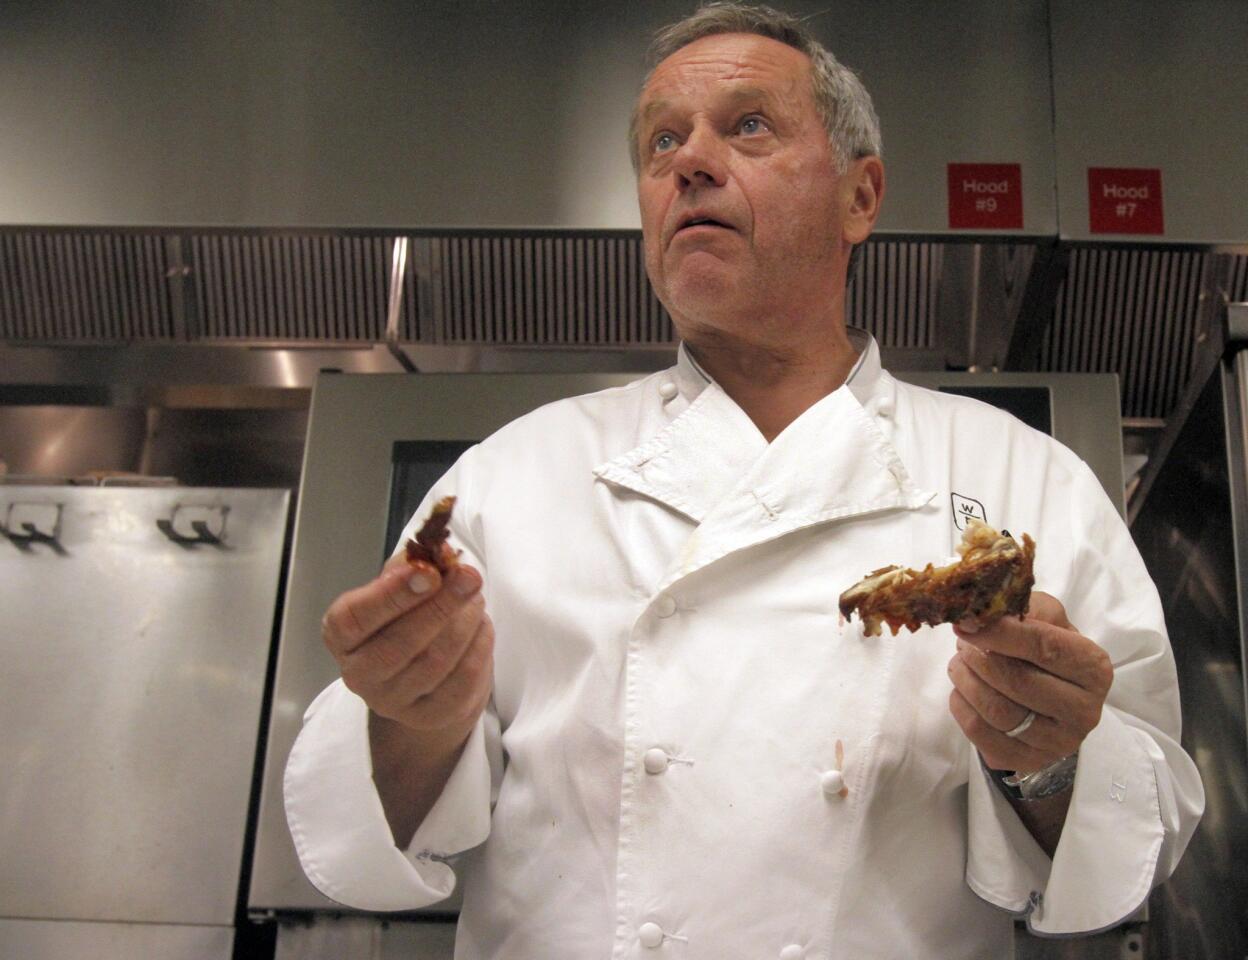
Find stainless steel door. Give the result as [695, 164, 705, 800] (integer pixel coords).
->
[0, 485, 289, 933]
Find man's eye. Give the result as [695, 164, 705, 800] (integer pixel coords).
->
[738, 115, 768, 136]
[652, 132, 677, 154]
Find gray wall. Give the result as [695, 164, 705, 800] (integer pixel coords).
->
[1, 1, 1245, 240]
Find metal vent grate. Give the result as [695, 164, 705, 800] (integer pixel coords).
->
[410, 233, 942, 350]
[0, 232, 173, 342]
[425, 234, 672, 345]
[1042, 248, 1207, 420]
[190, 234, 390, 342]
[849, 240, 941, 349]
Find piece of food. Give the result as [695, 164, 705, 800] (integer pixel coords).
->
[405, 495, 460, 574]
[838, 520, 1035, 637]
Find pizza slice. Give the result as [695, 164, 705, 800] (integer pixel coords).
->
[404, 495, 461, 575]
[838, 519, 1035, 637]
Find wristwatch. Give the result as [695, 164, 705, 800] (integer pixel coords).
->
[990, 752, 1079, 802]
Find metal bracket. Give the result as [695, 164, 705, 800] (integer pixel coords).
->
[384, 236, 419, 372]
[1, 502, 67, 554]
[156, 504, 229, 547]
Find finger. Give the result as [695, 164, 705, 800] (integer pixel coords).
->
[948, 689, 1065, 773]
[340, 566, 483, 683]
[954, 639, 1104, 736]
[394, 615, 495, 732]
[1026, 590, 1075, 632]
[374, 597, 487, 706]
[948, 651, 1076, 754]
[955, 615, 1112, 693]
[947, 650, 1032, 734]
[322, 559, 448, 656]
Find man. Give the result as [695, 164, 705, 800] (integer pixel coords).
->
[285, 4, 1203, 957]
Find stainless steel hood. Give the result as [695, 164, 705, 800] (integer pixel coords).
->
[3, 226, 1247, 425]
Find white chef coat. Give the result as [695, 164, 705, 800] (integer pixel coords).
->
[285, 330, 1203, 960]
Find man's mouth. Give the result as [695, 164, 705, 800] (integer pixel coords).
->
[675, 215, 734, 235]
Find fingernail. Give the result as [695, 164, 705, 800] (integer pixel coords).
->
[409, 573, 433, 594]
[450, 566, 479, 597]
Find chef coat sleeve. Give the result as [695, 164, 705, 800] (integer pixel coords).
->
[283, 470, 504, 911]
[964, 456, 1204, 935]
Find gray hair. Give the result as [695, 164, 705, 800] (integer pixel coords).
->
[629, 2, 883, 174]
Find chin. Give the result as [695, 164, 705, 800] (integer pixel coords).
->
[662, 265, 746, 317]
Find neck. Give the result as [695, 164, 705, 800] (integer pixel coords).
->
[684, 327, 860, 442]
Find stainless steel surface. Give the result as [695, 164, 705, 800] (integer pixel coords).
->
[1129, 350, 1248, 957]
[275, 916, 455, 960]
[0, 404, 308, 489]
[250, 370, 1127, 920]
[0, 1, 1054, 233]
[1050, 0, 1248, 243]
[8, 231, 1246, 426]
[0, 406, 146, 477]
[1228, 302, 1248, 343]
[385, 236, 417, 372]
[0, 918, 233, 960]
[0, 485, 290, 925]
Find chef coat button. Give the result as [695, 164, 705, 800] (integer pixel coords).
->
[875, 397, 894, 418]
[655, 593, 678, 618]
[658, 380, 678, 401]
[821, 769, 846, 796]
[779, 945, 804, 960]
[643, 747, 670, 775]
[639, 922, 665, 948]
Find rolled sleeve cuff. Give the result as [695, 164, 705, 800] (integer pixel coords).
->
[283, 679, 491, 912]
[966, 707, 1162, 935]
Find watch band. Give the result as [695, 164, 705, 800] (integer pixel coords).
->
[990, 752, 1079, 802]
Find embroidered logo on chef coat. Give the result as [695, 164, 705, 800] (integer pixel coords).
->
[950, 493, 987, 530]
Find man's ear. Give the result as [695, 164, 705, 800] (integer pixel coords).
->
[842, 156, 885, 245]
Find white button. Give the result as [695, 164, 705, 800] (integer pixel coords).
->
[780, 946, 804, 960]
[643, 747, 670, 775]
[821, 769, 845, 796]
[658, 381, 678, 401]
[655, 593, 677, 618]
[639, 922, 664, 948]
[875, 396, 894, 418]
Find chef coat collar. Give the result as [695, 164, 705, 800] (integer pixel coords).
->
[595, 329, 933, 567]
[671, 326, 878, 410]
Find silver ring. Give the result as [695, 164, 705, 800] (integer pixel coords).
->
[1004, 710, 1037, 739]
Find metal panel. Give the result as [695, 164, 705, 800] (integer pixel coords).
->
[0, 485, 289, 925]
[1051, 0, 1248, 243]
[275, 916, 455, 960]
[1128, 353, 1248, 958]
[0, 0, 1053, 232]
[0, 919, 233, 960]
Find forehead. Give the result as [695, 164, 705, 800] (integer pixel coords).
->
[638, 32, 815, 116]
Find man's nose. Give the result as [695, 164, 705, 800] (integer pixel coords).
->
[672, 129, 727, 189]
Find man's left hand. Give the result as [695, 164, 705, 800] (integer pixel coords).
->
[947, 591, 1113, 774]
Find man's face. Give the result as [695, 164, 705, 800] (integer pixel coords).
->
[635, 32, 859, 342]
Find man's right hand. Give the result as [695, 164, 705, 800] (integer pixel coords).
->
[321, 554, 495, 845]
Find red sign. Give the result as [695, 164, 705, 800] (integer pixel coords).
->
[947, 163, 1024, 230]
[1088, 167, 1164, 235]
